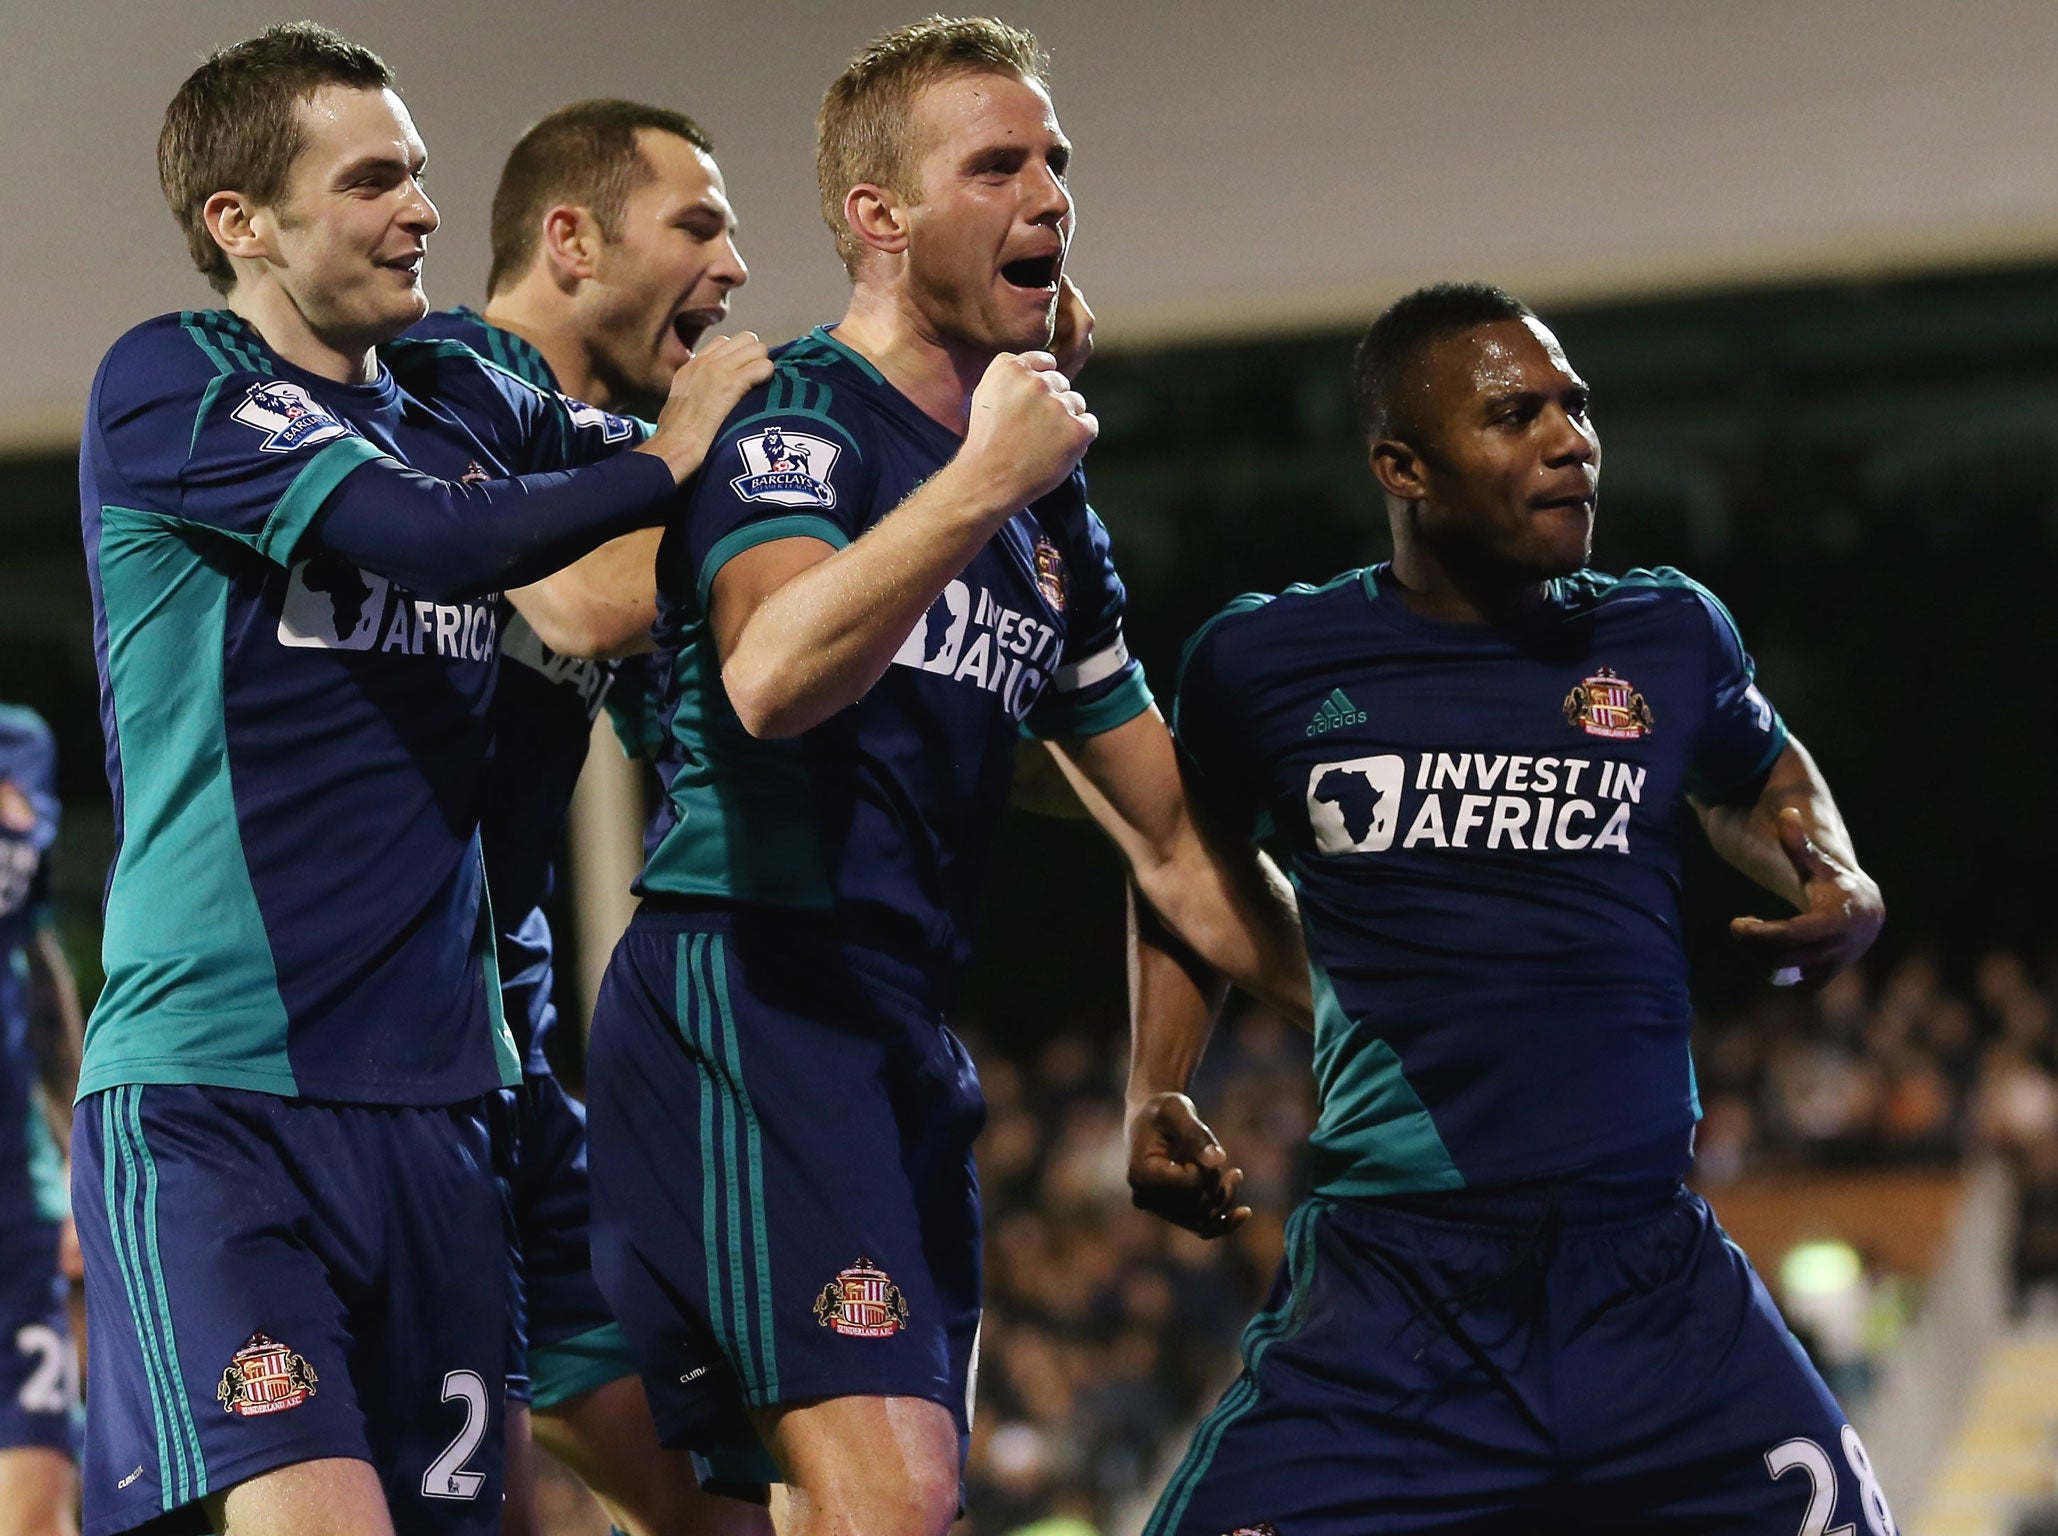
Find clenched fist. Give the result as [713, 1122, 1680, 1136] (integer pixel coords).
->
[960, 350, 1098, 509]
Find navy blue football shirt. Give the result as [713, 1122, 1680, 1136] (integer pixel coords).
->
[1174, 564, 1788, 1194]
[0, 705, 66, 1226]
[409, 306, 650, 1073]
[79, 310, 658, 1103]
[640, 326, 1152, 991]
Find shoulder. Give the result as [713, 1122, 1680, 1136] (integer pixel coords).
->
[1574, 565, 1745, 642]
[718, 330, 881, 454]
[403, 309, 558, 393]
[1187, 566, 1370, 657]
[1183, 589, 1275, 659]
[95, 312, 240, 407]
[404, 307, 488, 350]
[382, 334, 530, 399]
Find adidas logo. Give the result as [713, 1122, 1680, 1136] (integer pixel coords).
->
[1305, 688, 1368, 737]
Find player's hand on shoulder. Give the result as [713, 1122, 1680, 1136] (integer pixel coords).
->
[1127, 1091, 1250, 1240]
[1729, 807, 1885, 988]
[962, 350, 1098, 508]
[638, 332, 775, 485]
[1051, 275, 1095, 380]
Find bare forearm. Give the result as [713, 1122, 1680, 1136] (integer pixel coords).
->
[1048, 715, 1312, 1024]
[1697, 738, 1856, 907]
[1127, 887, 1226, 1105]
[1134, 832, 1311, 1026]
[508, 526, 663, 659]
[722, 458, 1020, 737]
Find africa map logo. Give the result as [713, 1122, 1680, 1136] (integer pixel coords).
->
[279, 555, 389, 649]
[1305, 754, 1406, 854]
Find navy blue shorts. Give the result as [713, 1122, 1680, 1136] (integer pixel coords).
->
[0, 1216, 76, 1456]
[1147, 1186, 1899, 1536]
[502, 1071, 638, 1411]
[72, 1086, 509, 1536]
[586, 906, 985, 1493]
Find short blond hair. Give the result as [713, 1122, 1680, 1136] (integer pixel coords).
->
[816, 15, 1049, 275]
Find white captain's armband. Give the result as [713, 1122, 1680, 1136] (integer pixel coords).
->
[1053, 631, 1130, 692]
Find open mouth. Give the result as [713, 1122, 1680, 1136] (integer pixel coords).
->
[1000, 254, 1060, 291]
[671, 307, 725, 353]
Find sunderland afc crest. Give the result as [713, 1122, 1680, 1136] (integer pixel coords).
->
[815, 1257, 909, 1338]
[1563, 666, 1654, 740]
[217, 1332, 318, 1416]
[1033, 534, 1068, 612]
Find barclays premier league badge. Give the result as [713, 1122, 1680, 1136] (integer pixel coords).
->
[731, 427, 840, 508]
[231, 381, 349, 454]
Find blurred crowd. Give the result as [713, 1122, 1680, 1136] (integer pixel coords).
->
[954, 946, 2058, 1536]
[533, 946, 2058, 1534]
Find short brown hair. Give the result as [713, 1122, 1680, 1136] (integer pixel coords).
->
[816, 15, 1049, 275]
[159, 22, 394, 295]
[487, 100, 715, 295]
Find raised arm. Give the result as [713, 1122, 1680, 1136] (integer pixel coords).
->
[1693, 736, 1884, 985]
[324, 333, 771, 609]
[710, 352, 1094, 738]
[507, 333, 773, 658]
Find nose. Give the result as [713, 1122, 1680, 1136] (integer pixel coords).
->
[1026, 160, 1071, 228]
[403, 178, 439, 236]
[709, 232, 748, 291]
[1544, 405, 1598, 469]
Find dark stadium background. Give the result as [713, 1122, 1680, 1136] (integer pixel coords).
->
[9, 261, 2058, 1534]
[14, 262, 2056, 1001]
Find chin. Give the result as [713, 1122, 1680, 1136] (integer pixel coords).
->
[378, 289, 430, 337]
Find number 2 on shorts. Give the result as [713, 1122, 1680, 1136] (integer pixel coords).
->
[1766, 1426, 1895, 1536]
[422, 1368, 489, 1500]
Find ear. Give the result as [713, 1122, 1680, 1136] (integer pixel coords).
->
[540, 204, 604, 281]
[202, 190, 270, 267]
[844, 183, 910, 258]
[1369, 435, 1429, 503]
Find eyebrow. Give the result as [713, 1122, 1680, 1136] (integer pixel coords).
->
[672, 196, 737, 228]
[961, 136, 1071, 170]
[333, 148, 423, 181]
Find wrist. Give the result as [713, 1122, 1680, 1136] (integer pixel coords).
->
[932, 446, 1026, 525]
[633, 435, 701, 487]
[1125, 1085, 1191, 1119]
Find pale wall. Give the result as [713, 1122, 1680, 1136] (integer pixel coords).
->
[6, 0, 2053, 447]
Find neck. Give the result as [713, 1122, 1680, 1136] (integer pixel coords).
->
[1388, 534, 1555, 625]
[831, 281, 994, 436]
[227, 284, 380, 384]
[481, 281, 614, 407]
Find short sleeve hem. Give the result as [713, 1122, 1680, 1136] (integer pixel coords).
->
[262, 436, 388, 565]
[1025, 669, 1154, 740]
[1687, 718, 1789, 806]
[695, 514, 850, 608]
